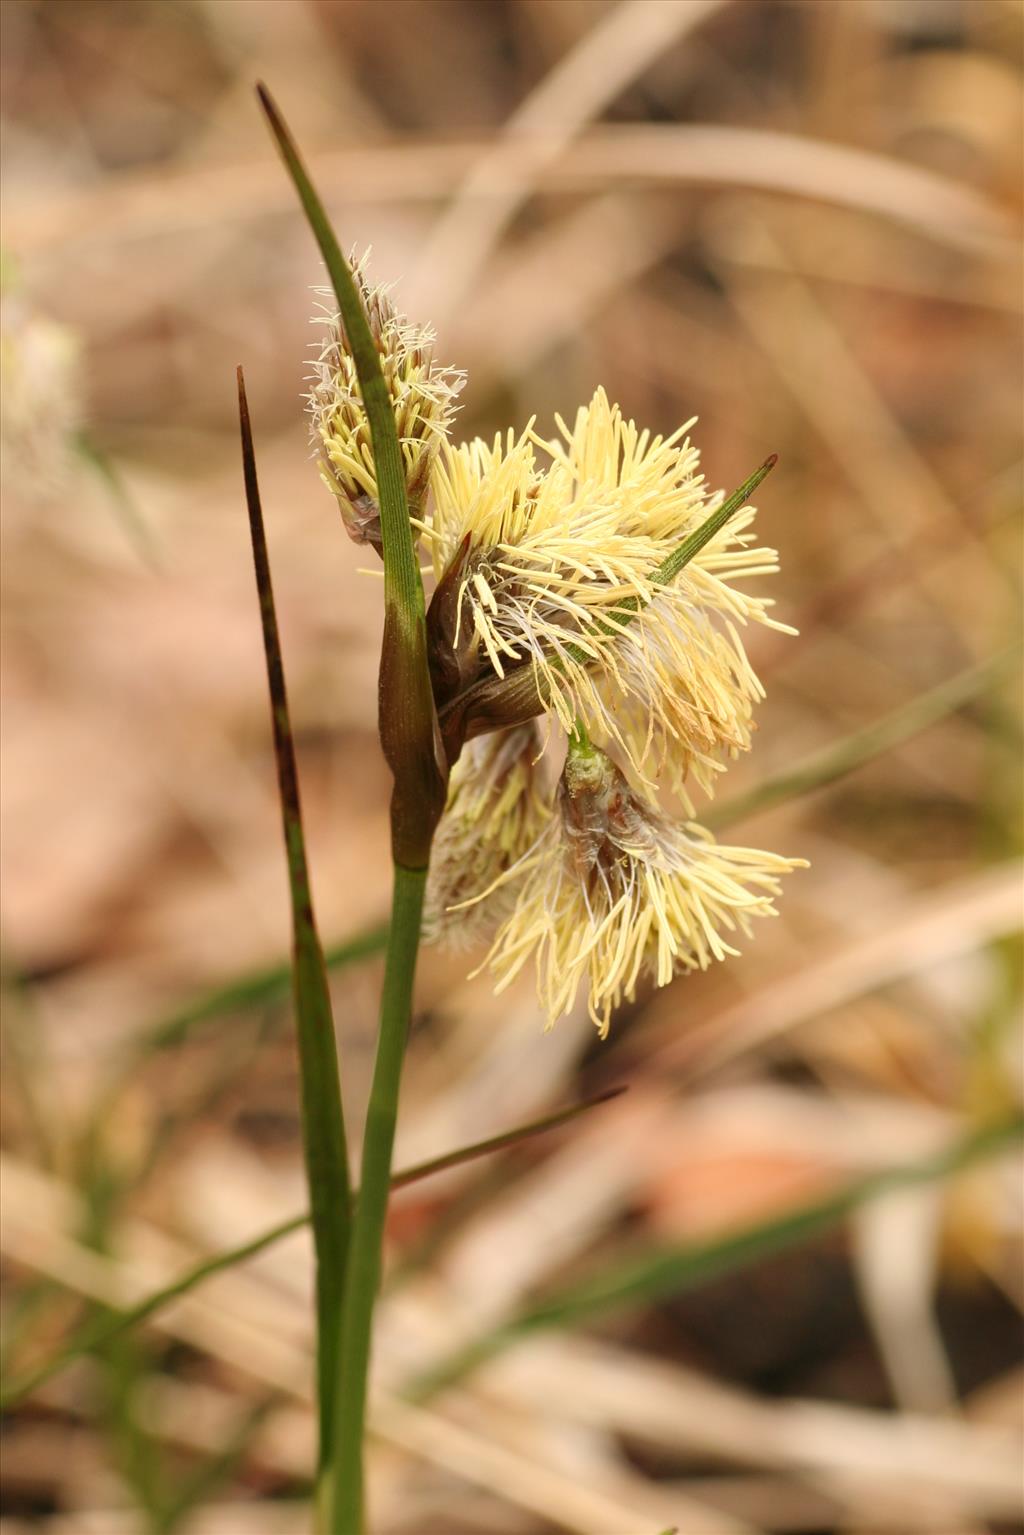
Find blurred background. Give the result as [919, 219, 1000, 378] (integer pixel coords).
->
[1, 1, 1022, 1532]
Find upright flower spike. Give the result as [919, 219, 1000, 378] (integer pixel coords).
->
[480, 739, 805, 1036]
[425, 722, 552, 946]
[308, 255, 463, 550]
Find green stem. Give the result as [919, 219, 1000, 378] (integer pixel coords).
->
[331, 864, 427, 1533]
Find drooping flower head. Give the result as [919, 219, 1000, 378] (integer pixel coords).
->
[425, 722, 552, 947]
[308, 252, 463, 549]
[479, 740, 805, 1035]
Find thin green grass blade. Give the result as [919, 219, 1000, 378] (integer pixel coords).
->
[405, 1114, 1024, 1401]
[124, 924, 389, 1063]
[74, 429, 161, 569]
[254, 85, 422, 628]
[0, 1215, 310, 1411]
[256, 83, 441, 868]
[237, 369, 350, 1478]
[657, 455, 779, 584]
[334, 863, 424, 1534]
[99, 1325, 167, 1528]
[80, 1181, 169, 1530]
[389, 1086, 626, 1188]
[257, 84, 447, 1527]
[0, 1089, 625, 1409]
[707, 647, 1019, 832]
[76, 924, 388, 1174]
[161, 1395, 280, 1533]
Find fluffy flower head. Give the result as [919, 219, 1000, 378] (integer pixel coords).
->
[479, 742, 804, 1035]
[425, 722, 552, 946]
[308, 253, 463, 547]
[425, 389, 789, 796]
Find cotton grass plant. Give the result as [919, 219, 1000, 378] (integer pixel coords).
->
[1, 30, 1021, 1535]
[245, 84, 804, 1532]
[151, 76, 1016, 1535]
[7, 81, 999, 1535]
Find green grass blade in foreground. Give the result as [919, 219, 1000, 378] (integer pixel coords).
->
[580, 454, 780, 648]
[577, 455, 781, 651]
[0, 1089, 624, 1409]
[238, 370, 350, 1481]
[654, 454, 778, 585]
[406, 1113, 1024, 1401]
[706, 647, 1020, 832]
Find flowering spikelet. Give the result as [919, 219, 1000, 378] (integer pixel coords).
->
[307, 253, 463, 548]
[480, 742, 805, 1035]
[544, 391, 794, 793]
[584, 539, 788, 807]
[424, 420, 683, 739]
[425, 722, 552, 946]
[425, 388, 788, 797]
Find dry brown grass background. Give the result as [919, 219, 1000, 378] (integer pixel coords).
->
[1, 2, 1022, 1532]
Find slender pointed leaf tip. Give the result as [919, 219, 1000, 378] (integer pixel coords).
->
[255, 84, 444, 867]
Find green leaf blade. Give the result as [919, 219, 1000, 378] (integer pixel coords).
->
[405, 1114, 1024, 1401]
[237, 368, 350, 1477]
[0, 1089, 625, 1410]
[256, 84, 443, 865]
[707, 647, 1020, 831]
